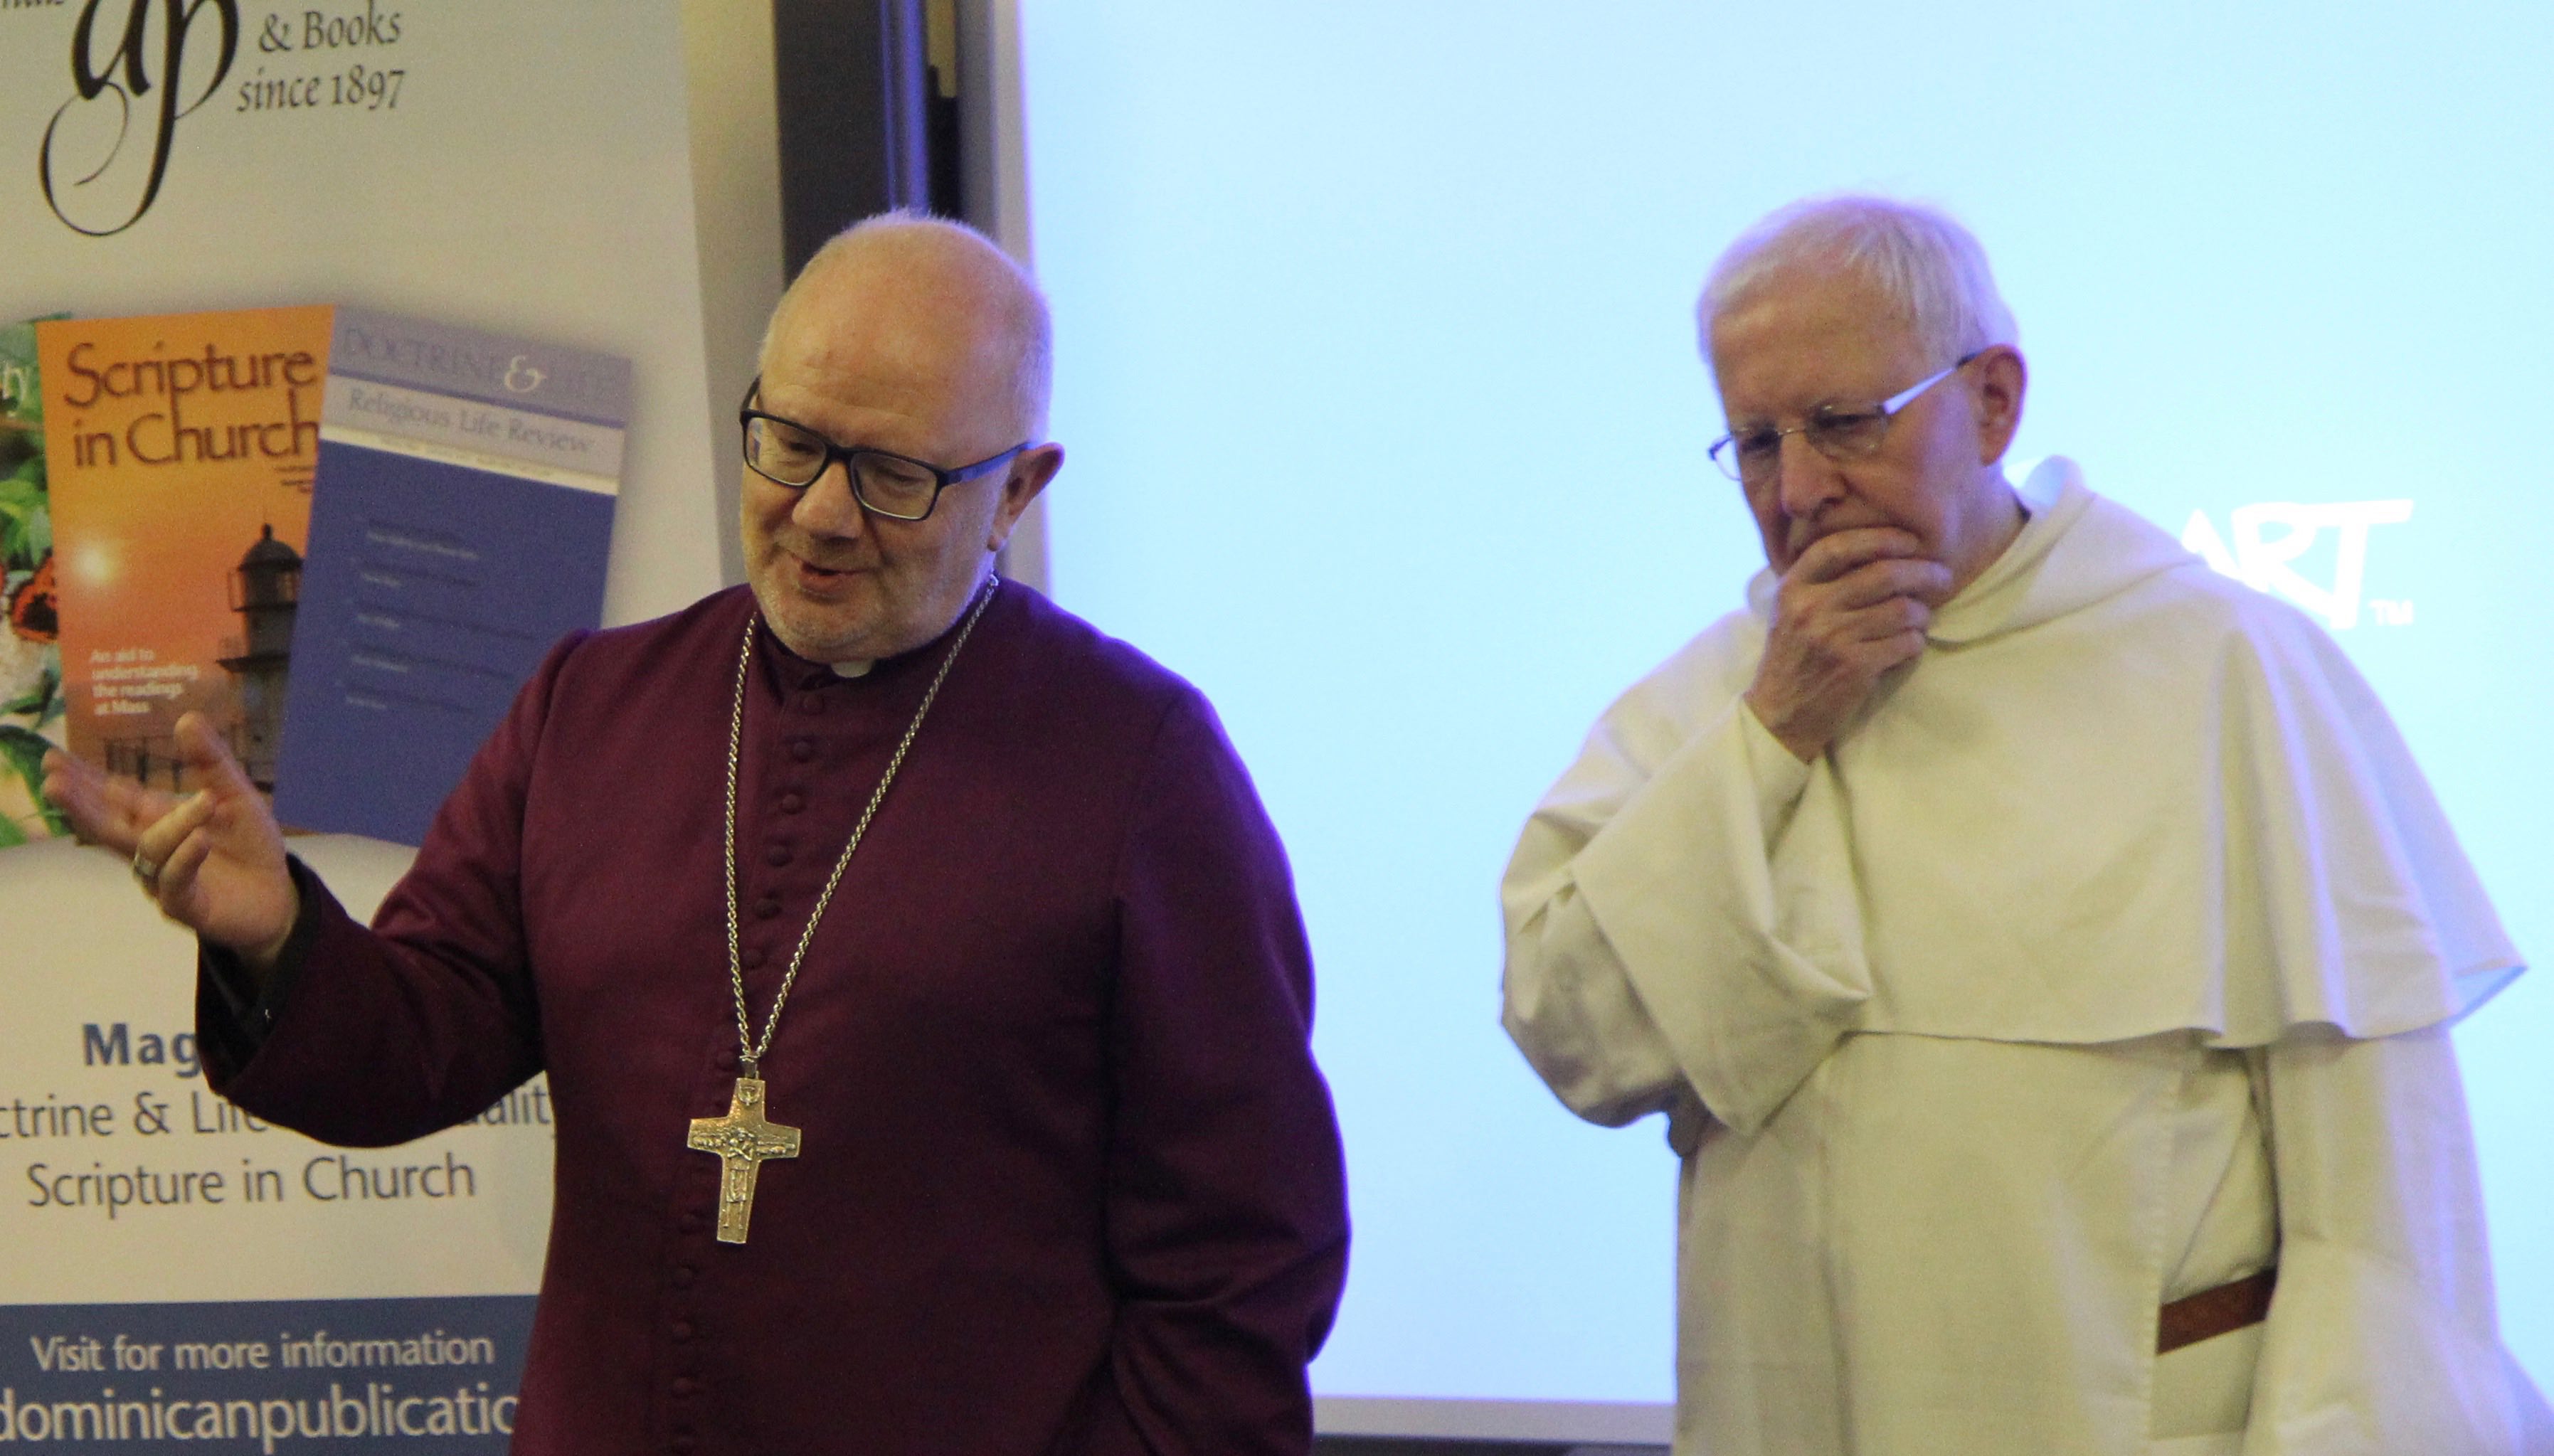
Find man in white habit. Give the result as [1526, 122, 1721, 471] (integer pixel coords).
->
[1500, 195, 2550, 1456]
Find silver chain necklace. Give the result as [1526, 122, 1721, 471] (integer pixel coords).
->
[684, 574, 1000, 1244]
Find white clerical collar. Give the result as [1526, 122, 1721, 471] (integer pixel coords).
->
[830, 659, 875, 679]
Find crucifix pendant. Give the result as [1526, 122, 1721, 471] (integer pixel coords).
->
[685, 1075, 802, 1245]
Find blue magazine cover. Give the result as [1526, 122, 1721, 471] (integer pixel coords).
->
[275, 309, 630, 844]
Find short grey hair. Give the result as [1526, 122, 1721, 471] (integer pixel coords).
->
[764, 210, 1054, 437]
[1697, 195, 2017, 368]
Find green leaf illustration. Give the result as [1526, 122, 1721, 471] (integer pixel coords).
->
[4, 656, 60, 721]
[0, 723, 69, 839]
[0, 319, 50, 430]
[1, 469, 46, 568]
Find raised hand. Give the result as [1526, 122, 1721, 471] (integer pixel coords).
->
[1744, 526, 1954, 762]
[41, 711, 299, 972]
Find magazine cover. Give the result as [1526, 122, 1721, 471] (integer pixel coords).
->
[1, 317, 67, 845]
[276, 308, 628, 845]
[36, 307, 334, 799]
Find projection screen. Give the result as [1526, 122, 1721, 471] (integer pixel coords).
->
[1017, 1, 2551, 1441]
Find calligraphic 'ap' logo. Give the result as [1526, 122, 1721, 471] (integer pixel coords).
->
[40, 0, 242, 237]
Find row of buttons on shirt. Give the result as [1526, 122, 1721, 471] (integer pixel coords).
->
[667, 1216, 708, 1450]
[749, 740, 817, 925]
[659, 694, 840, 1452]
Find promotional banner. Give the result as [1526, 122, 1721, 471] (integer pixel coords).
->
[0, 837, 551, 1453]
[0, 0, 719, 633]
[1, 3, 722, 1447]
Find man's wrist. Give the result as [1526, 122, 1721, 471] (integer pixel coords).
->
[1742, 690, 1823, 763]
[235, 899, 301, 988]
[207, 859, 320, 1014]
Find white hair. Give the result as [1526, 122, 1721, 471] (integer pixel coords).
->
[1697, 195, 2017, 368]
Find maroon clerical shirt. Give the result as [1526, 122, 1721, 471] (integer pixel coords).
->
[200, 581, 1351, 1455]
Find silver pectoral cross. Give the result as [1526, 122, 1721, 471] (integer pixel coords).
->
[685, 1076, 801, 1245]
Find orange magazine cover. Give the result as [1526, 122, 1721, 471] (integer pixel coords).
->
[38, 307, 333, 797]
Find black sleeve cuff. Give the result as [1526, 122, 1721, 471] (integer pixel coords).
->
[196, 855, 327, 1076]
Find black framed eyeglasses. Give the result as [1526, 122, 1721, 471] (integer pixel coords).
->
[1707, 350, 1983, 485]
[739, 378, 1028, 522]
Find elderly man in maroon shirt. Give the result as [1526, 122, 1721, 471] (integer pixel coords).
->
[43, 214, 1352, 1455]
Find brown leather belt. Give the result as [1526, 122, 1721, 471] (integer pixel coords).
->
[2157, 1267, 2277, 1355]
